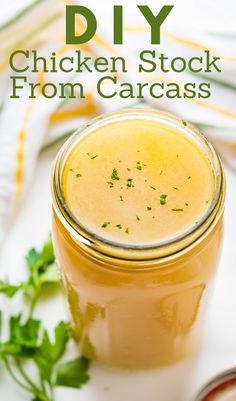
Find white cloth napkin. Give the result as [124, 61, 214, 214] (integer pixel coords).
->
[0, 0, 236, 247]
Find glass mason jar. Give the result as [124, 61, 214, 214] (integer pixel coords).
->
[194, 368, 236, 401]
[51, 109, 225, 370]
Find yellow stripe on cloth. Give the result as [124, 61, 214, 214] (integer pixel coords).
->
[50, 93, 98, 122]
[14, 42, 95, 203]
[15, 101, 34, 203]
[125, 26, 236, 63]
[192, 98, 236, 120]
[38, 40, 96, 89]
[147, 74, 236, 121]
[0, 58, 9, 73]
[163, 30, 236, 63]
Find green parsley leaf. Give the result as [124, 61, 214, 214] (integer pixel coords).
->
[25, 248, 39, 270]
[39, 263, 59, 285]
[0, 342, 22, 356]
[182, 120, 187, 126]
[35, 322, 70, 384]
[0, 281, 23, 298]
[0, 237, 59, 322]
[0, 315, 41, 357]
[0, 311, 2, 339]
[55, 356, 90, 389]
[25, 236, 58, 291]
[26, 237, 55, 273]
[76, 173, 82, 178]
[9, 316, 40, 349]
[38, 322, 69, 364]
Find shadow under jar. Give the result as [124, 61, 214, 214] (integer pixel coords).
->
[51, 109, 225, 370]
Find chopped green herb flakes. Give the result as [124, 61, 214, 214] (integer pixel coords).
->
[136, 161, 142, 171]
[160, 194, 167, 205]
[101, 222, 110, 228]
[111, 168, 120, 180]
[127, 178, 134, 188]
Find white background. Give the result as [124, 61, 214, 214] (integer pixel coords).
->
[0, 1, 236, 401]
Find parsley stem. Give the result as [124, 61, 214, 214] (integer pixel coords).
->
[29, 293, 39, 318]
[2, 355, 33, 393]
[40, 372, 47, 394]
[15, 358, 41, 394]
[50, 383, 55, 401]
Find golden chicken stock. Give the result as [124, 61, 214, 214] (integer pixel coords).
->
[51, 109, 225, 369]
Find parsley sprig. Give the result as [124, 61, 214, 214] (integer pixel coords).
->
[0, 236, 90, 401]
[0, 236, 58, 317]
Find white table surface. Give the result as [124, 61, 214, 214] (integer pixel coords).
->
[0, 152, 236, 401]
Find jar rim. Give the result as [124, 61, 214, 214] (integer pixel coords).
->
[194, 368, 236, 401]
[51, 108, 225, 261]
